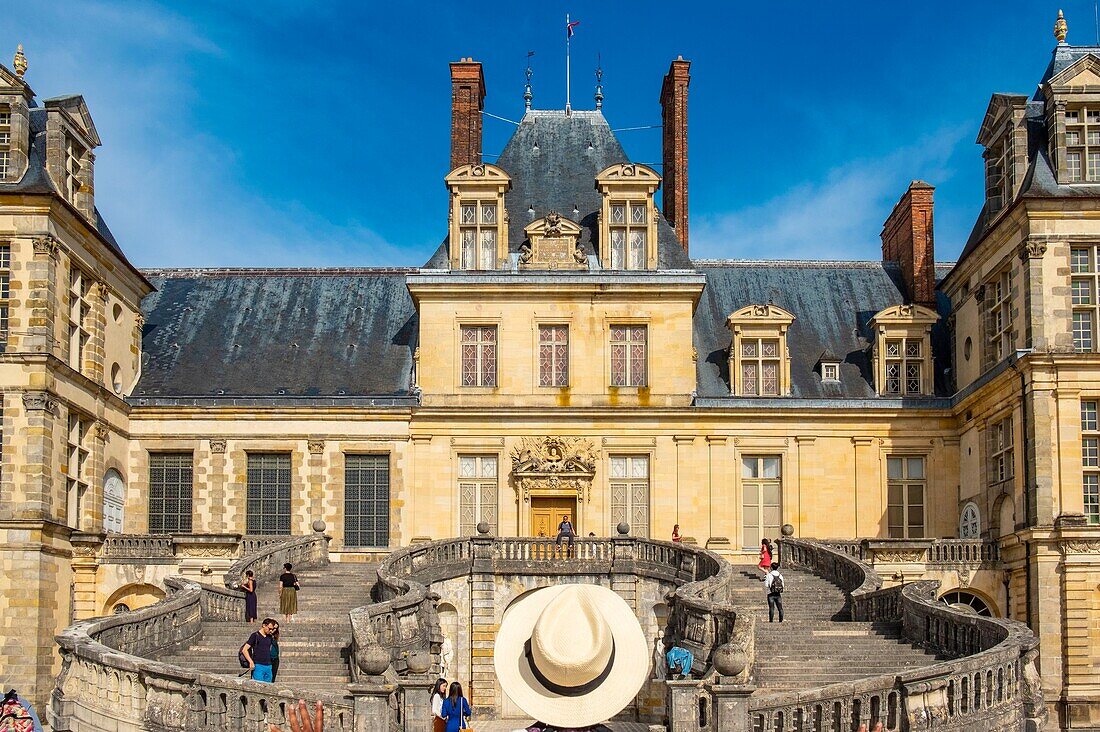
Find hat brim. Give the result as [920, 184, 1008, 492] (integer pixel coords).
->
[494, 584, 651, 728]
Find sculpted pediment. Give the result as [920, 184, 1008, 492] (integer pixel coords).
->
[510, 436, 598, 502]
[519, 211, 587, 270]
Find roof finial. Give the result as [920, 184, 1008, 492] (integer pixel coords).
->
[1055, 9, 1069, 44]
[524, 51, 534, 111]
[12, 44, 27, 78]
[594, 54, 603, 110]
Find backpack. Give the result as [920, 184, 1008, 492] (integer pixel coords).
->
[238, 646, 249, 668]
[770, 572, 785, 594]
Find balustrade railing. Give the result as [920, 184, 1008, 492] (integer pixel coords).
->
[51, 534, 343, 732]
[749, 538, 1045, 732]
[927, 539, 999, 565]
[101, 534, 175, 560]
[224, 531, 330, 589]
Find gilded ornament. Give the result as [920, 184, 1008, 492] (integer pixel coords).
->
[12, 44, 26, 78]
[1054, 9, 1068, 43]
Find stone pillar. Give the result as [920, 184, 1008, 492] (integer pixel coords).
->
[349, 679, 396, 732]
[1056, 530, 1100, 728]
[710, 683, 755, 732]
[409, 435, 433, 543]
[87, 281, 108, 383]
[469, 530, 497, 715]
[86, 422, 109, 531]
[19, 390, 59, 519]
[25, 235, 60, 356]
[792, 436, 816, 536]
[74, 149, 95, 221]
[69, 532, 103, 620]
[397, 676, 435, 732]
[851, 437, 876, 538]
[308, 439, 325, 527]
[667, 679, 704, 732]
[207, 439, 227, 532]
[705, 436, 729, 549]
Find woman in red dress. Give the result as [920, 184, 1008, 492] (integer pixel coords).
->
[758, 539, 773, 576]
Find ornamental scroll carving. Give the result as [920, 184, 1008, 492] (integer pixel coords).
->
[510, 436, 598, 503]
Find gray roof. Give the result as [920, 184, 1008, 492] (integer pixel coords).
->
[424, 110, 692, 270]
[135, 270, 418, 398]
[0, 107, 134, 266]
[692, 260, 952, 399]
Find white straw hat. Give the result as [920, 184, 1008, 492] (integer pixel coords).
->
[494, 584, 650, 728]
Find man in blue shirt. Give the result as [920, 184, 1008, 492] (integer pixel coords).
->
[242, 618, 279, 682]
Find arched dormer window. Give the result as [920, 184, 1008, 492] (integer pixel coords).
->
[726, 304, 795, 396]
[595, 163, 660, 270]
[445, 163, 511, 271]
[960, 501, 981, 539]
[868, 304, 938, 397]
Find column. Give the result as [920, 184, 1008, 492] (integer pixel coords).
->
[349, 680, 397, 732]
[25, 235, 60, 356]
[207, 439, 227, 532]
[308, 439, 325, 526]
[87, 280, 108, 383]
[706, 436, 730, 549]
[792, 436, 816, 535]
[469, 532, 496, 715]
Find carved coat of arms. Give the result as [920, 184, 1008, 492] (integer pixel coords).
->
[510, 436, 598, 502]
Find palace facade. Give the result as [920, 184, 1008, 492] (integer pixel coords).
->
[0, 15, 1099, 729]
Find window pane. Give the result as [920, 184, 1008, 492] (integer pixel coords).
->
[888, 483, 903, 505]
[1068, 152, 1083, 181]
[742, 457, 758, 479]
[742, 340, 757, 357]
[906, 457, 925, 479]
[628, 231, 645, 269]
[480, 203, 496, 224]
[1074, 310, 1094, 352]
[631, 203, 646, 224]
[1083, 437, 1099, 468]
[1082, 401, 1098, 431]
[1072, 248, 1092, 273]
[762, 457, 780, 478]
[461, 204, 476, 225]
[610, 204, 626, 224]
[1072, 278, 1093, 305]
[479, 230, 496, 269]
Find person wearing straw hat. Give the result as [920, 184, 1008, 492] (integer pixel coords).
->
[494, 584, 650, 729]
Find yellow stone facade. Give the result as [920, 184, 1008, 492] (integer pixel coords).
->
[0, 27, 1099, 731]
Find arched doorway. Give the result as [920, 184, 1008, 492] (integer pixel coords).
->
[103, 469, 125, 534]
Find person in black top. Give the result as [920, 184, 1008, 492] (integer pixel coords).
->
[241, 618, 278, 682]
[279, 563, 299, 622]
[555, 514, 576, 554]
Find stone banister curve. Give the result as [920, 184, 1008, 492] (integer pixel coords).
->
[223, 531, 331, 590]
[350, 533, 751, 681]
[752, 538, 1047, 732]
[51, 534, 346, 732]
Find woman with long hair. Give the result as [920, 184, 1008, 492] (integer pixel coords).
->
[242, 570, 257, 623]
[279, 563, 299, 622]
[430, 678, 448, 732]
[758, 538, 773, 576]
[440, 681, 471, 732]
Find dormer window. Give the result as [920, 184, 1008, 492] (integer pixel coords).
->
[595, 164, 660, 270]
[444, 163, 511, 271]
[726, 305, 795, 397]
[868, 304, 938, 397]
[1062, 105, 1100, 182]
[64, 136, 85, 205]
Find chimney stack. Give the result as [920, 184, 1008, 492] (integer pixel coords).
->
[450, 58, 485, 171]
[660, 57, 691, 254]
[881, 181, 936, 307]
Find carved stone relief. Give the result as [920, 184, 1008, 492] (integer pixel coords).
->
[510, 436, 598, 502]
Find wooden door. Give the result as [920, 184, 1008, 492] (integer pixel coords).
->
[530, 496, 576, 537]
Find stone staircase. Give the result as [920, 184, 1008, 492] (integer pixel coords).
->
[160, 563, 374, 693]
[726, 567, 943, 693]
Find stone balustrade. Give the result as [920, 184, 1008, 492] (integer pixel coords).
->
[745, 538, 1045, 732]
[223, 531, 330, 589]
[51, 534, 347, 732]
[101, 534, 175, 561]
[805, 537, 1000, 568]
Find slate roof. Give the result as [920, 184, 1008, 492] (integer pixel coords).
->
[691, 261, 953, 399]
[424, 110, 692, 270]
[0, 107, 135, 266]
[135, 270, 418, 399]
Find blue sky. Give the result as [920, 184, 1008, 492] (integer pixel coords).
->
[7, 2, 1088, 267]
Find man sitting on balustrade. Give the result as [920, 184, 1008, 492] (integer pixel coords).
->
[555, 515, 576, 555]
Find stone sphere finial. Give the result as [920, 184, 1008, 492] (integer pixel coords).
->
[476, 521, 491, 535]
[13, 44, 27, 78]
[356, 642, 390, 676]
[1055, 9, 1068, 43]
[312, 519, 327, 533]
[616, 522, 630, 536]
[781, 523, 795, 537]
[712, 642, 748, 678]
[405, 649, 432, 674]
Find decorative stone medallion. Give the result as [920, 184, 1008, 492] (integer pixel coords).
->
[510, 436, 598, 502]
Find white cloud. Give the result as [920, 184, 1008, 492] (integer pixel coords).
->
[691, 125, 969, 261]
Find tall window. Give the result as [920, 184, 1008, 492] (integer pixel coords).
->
[740, 338, 781, 396]
[458, 201, 497, 270]
[103, 470, 125, 534]
[608, 202, 647, 270]
[985, 270, 1012, 367]
[988, 415, 1014, 485]
[884, 338, 923, 395]
[1082, 401, 1100, 524]
[148, 453, 193, 534]
[0, 243, 10, 350]
[344, 454, 390, 547]
[1072, 246, 1100, 351]
[887, 456, 925, 538]
[742, 456, 781, 548]
[458, 455, 497, 535]
[460, 325, 497, 387]
[960, 502, 981, 539]
[0, 107, 9, 179]
[538, 325, 568, 387]
[246, 453, 292, 535]
[610, 325, 647, 387]
[64, 136, 84, 205]
[987, 138, 1011, 213]
[1063, 107, 1100, 182]
[66, 412, 91, 529]
[610, 455, 649, 537]
[68, 266, 91, 373]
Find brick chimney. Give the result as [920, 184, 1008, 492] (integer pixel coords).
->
[660, 57, 691, 254]
[881, 181, 936, 307]
[450, 58, 485, 171]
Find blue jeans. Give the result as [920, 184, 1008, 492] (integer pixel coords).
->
[252, 663, 273, 682]
[768, 592, 784, 622]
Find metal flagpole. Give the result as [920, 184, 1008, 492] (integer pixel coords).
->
[566, 13, 571, 114]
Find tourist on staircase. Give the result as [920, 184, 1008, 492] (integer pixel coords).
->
[270, 626, 281, 682]
[241, 618, 279, 682]
[671, 524, 683, 543]
[431, 678, 448, 732]
[764, 562, 784, 623]
[242, 570, 258, 623]
[440, 681, 472, 732]
[555, 515, 575, 556]
[757, 538, 773, 576]
[280, 563, 300, 622]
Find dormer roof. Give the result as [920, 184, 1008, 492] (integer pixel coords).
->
[44, 94, 101, 147]
[976, 93, 1029, 147]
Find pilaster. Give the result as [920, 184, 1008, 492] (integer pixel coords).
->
[69, 531, 103, 620]
[25, 235, 60, 356]
[469, 532, 497, 715]
[308, 439, 325, 526]
[18, 389, 59, 520]
[852, 437, 877, 537]
[207, 439, 227, 532]
[706, 436, 730, 549]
